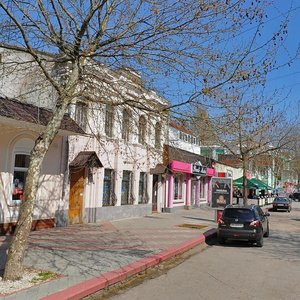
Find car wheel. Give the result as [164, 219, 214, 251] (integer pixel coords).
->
[256, 235, 264, 247]
[264, 224, 269, 237]
[218, 237, 226, 245]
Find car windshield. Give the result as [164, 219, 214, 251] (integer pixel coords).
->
[223, 208, 254, 220]
[274, 197, 288, 202]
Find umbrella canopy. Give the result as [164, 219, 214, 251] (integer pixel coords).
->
[233, 176, 259, 189]
[250, 178, 272, 190]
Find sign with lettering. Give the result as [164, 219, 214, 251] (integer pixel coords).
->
[192, 162, 207, 175]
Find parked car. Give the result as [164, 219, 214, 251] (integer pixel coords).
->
[217, 205, 270, 247]
[272, 197, 292, 212]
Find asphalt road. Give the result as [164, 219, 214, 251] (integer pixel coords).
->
[107, 202, 300, 300]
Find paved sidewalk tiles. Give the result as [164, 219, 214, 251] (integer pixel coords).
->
[1, 207, 217, 300]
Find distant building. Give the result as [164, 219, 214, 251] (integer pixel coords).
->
[150, 121, 217, 211]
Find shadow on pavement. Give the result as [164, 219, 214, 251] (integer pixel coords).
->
[0, 235, 11, 275]
[182, 216, 215, 223]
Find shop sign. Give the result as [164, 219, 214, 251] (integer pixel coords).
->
[206, 167, 216, 177]
[170, 160, 191, 173]
[192, 162, 207, 175]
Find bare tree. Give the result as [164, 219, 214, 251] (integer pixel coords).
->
[0, 0, 286, 280]
[195, 88, 296, 204]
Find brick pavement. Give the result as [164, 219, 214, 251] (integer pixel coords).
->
[0, 207, 217, 300]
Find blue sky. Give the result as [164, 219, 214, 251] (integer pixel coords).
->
[263, 1, 300, 118]
[146, 1, 300, 120]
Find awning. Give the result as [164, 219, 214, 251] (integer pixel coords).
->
[69, 151, 103, 169]
[150, 164, 168, 174]
[250, 178, 272, 190]
[233, 176, 259, 189]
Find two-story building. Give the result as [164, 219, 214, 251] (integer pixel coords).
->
[66, 67, 168, 223]
[0, 47, 168, 231]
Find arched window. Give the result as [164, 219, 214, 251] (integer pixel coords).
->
[138, 115, 147, 144]
[74, 101, 88, 129]
[105, 104, 114, 137]
[122, 109, 131, 141]
[154, 122, 162, 149]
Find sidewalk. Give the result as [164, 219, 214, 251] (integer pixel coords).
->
[1, 207, 217, 300]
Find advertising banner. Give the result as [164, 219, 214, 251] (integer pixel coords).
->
[211, 177, 232, 208]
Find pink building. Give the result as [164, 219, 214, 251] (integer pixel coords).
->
[151, 144, 216, 212]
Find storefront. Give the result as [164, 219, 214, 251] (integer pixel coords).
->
[161, 145, 217, 212]
[165, 160, 191, 211]
[191, 161, 207, 206]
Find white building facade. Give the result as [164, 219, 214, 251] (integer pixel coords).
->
[0, 47, 168, 231]
[66, 67, 168, 223]
[0, 48, 167, 231]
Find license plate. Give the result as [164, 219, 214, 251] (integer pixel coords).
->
[230, 223, 243, 228]
[277, 204, 284, 206]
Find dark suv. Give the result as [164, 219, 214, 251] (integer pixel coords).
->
[217, 205, 270, 247]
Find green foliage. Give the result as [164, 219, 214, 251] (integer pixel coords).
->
[30, 271, 57, 284]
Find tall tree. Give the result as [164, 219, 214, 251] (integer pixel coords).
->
[199, 88, 295, 204]
[0, 0, 285, 280]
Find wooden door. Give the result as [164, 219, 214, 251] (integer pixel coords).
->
[69, 168, 85, 224]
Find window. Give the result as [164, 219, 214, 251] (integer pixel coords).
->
[103, 169, 115, 206]
[223, 208, 254, 220]
[154, 122, 162, 149]
[121, 170, 132, 205]
[12, 154, 30, 201]
[200, 177, 205, 198]
[174, 174, 183, 200]
[105, 104, 114, 137]
[122, 109, 131, 141]
[138, 116, 147, 144]
[75, 102, 87, 129]
[138, 172, 148, 204]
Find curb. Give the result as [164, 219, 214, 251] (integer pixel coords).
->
[41, 228, 217, 300]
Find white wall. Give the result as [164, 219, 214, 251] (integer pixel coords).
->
[0, 126, 66, 224]
[0, 48, 57, 109]
[168, 126, 201, 154]
[215, 162, 243, 180]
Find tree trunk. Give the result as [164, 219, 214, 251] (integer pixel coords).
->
[3, 100, 70, 281]
[242, 159, 248, 206]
